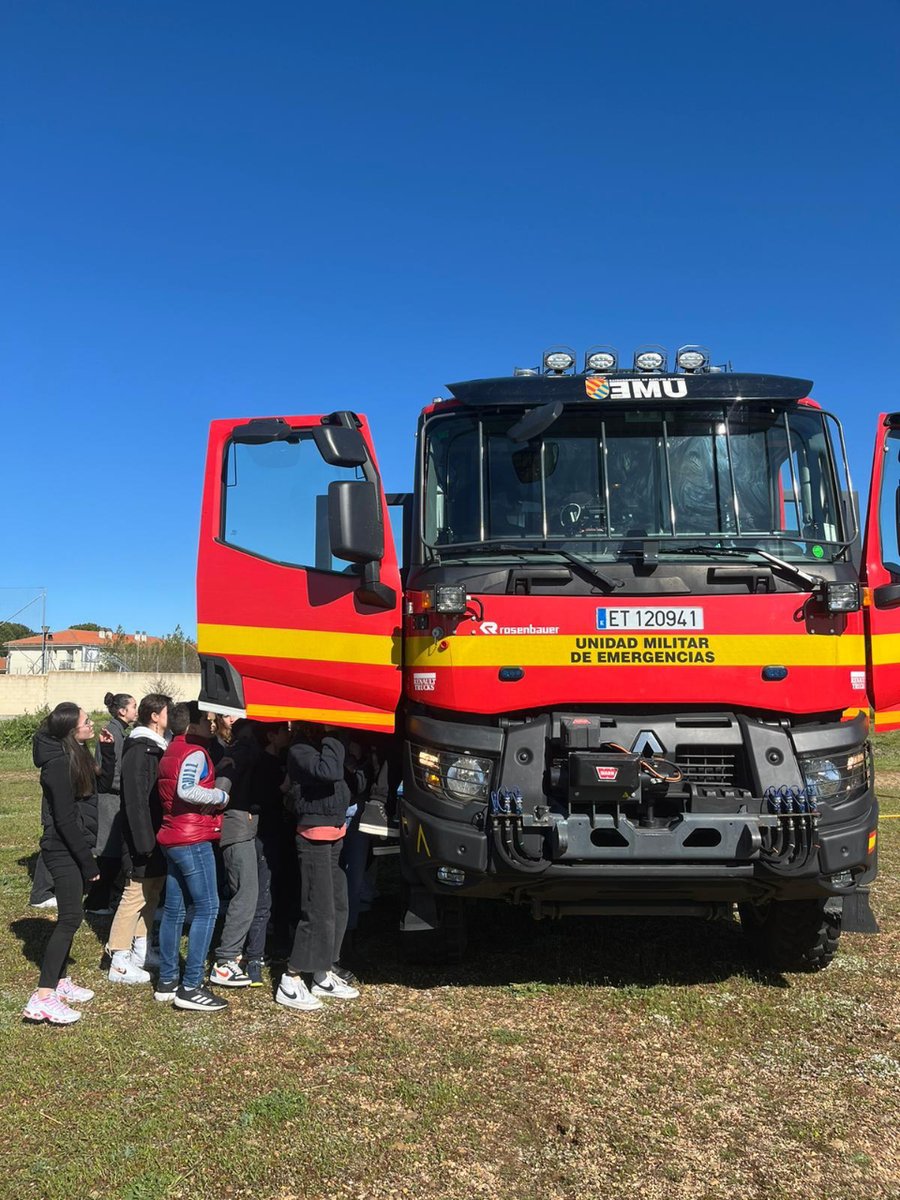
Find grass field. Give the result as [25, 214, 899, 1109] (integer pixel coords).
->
[1, 741, 898, 1200]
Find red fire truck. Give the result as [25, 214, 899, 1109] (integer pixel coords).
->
[196, 344, 894, 970]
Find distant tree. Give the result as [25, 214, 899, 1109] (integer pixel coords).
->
[0, 621, 36, 651]
[99, 624, 200, 673]
[70, 622, 104, 631]
[98, 625, 131, 672]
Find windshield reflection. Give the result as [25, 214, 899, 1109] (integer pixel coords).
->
[423, 405, 847, 561]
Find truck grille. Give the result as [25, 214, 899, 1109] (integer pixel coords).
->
[676, 751, 737, 787]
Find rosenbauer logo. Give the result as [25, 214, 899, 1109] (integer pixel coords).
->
[479, 621, 559, 635]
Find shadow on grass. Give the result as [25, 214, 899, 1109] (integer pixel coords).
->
[349, 896, 790, 991]
[9, 917, 53, 970]
[10, 913, 110, 972]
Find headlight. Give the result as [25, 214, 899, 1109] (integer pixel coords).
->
[801, 748, 868, 804]
[413, 746, 493, 803]
[445, 755, 490, 799]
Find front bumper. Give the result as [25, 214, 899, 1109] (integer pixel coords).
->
[400, 708, 878, 907]
[399, 783, 878, 906]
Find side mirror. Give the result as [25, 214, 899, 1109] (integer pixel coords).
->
[328, 481, 384, 563]
[327, 481, 396, 609]
[507, 400, 563, 444]
[314, 425, 369, 467]
[874, 581, 900, 609]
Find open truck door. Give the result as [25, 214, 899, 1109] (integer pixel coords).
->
[863, 413, 900, 732]
[196, 412, 402, 732]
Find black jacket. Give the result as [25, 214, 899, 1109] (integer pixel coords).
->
[215, 734, 262, 847]
[287, 736, 350, 828]
[119, 727, 167, 878]
[254, 750, 289, 840]
[34, 732, 116, 882]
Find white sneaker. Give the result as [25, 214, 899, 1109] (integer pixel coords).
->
[107, 950, 151, 985]
[311, 970, 360, 1000]
[23, 990, 81, 1024]
[131, 937, 159, 970]
[209, 960, 252, 987]
[56, 977, 95, 1003]
[275, 973, 324, 1012]
[30, 897, 57, 910]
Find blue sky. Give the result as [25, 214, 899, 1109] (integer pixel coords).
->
[2, 0, 897, 637]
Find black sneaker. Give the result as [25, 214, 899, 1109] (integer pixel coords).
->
[153, 979, 179, 1003]
[173, 985, 228, 1012]
[332, 963, 360, 986]
[246, 958, 264, 986]
[358, 799, 399, 838]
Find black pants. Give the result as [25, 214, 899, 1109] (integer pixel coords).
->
[29, 854, 54, 905]
[288, 836, 348, 975]
[38, 848, 85, 989]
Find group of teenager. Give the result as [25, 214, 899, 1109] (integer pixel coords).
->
[23, 691, 393, 1025]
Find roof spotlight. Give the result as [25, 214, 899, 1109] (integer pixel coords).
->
[542, 346, 576, 375]
[585, 346, 618, 373]
[676, 345, 710, 373]
[633, 345, 667, 373]
[514, 367, 540, 377]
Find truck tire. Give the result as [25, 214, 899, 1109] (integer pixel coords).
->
[738, 898, 841, 972]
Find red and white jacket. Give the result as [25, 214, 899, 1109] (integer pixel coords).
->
[157, 735, 229, 847]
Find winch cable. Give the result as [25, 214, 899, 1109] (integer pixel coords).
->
[604, 742, 683, 784]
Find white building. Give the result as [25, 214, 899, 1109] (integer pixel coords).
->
[5, 629, 162, 675]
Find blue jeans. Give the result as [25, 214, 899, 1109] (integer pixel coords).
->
[159, 842, 220, 988]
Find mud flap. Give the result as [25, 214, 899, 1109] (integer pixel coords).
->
[833, 890, 880, 934]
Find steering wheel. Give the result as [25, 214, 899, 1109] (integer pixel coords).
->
[559, 499, 605, 535]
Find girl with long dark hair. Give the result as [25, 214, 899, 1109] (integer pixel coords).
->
[23, 702, 116, 1024]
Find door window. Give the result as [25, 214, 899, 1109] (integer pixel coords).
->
[223, 436, 360, 571]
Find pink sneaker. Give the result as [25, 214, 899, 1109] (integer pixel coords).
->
[22, 990, 81, 1025]
[56, 977, 95, 1003]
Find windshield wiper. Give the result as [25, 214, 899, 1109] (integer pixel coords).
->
[443, 540, 621, 592]
[659, 544, 823, 590]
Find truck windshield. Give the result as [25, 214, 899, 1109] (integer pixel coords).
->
[422, 404, 849, 560]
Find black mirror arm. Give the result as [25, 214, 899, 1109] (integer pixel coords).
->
[874, 581, 900, 609]
[357, 561, 396, 609]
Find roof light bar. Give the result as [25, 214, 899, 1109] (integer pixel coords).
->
[676, 345, 710, 373]
[585, 346, 618, 373]
[633, 345, 667, 373]
[542, 346, 576, 375]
